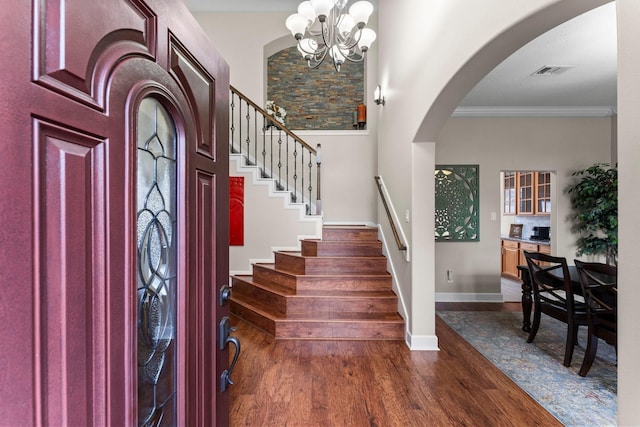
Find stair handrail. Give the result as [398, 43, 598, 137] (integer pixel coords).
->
[231, 85, 317, 154]
[374, 176, 407, 252]
[230, 85, 321, 215]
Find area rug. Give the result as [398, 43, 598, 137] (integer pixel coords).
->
[437, 311, 616, 427]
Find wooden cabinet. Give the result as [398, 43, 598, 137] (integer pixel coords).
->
[501, 239, 551, 279]
[518, 242, 539, 267]
[503, 171, 551, 216]
[501, 240, 520, 279]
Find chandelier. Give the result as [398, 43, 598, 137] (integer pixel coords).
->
[285, 0, 376, 72]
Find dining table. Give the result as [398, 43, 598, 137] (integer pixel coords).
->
[516, 264, 581, 332]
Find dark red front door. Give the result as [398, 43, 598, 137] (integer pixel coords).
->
[0, 0, 230, 425]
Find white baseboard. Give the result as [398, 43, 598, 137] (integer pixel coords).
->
[435, 292, 504, 303]
[406, 332, 439, 351]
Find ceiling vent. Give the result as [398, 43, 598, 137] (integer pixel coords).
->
[531, 65, 574, 76]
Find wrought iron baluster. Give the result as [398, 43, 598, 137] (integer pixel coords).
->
[277, 132, 283, 190]
[269, 130, 274, 180]
[308, 152, 313, 214]
[286, 136, 290, 193]
[251, 111, 257, 166]
[245, 105, 251, 161]
[238, 101, 242, 157]
[293, 141, 298, 202]
[230, 92, 236, 153]
[301, 148, 305, 208]
[262, 124, 267, 178]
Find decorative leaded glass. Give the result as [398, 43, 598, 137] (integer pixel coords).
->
[137, 97, 177, 426]
[435, 165, 479, 241]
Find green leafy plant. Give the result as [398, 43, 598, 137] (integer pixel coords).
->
[566, 163, 617, 265]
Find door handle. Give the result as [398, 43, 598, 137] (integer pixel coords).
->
[220, 335, 240, 392]
[218, 316, 241, 392]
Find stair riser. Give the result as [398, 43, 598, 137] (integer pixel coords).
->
[252, 265, 297, 290]
[275, 253, 388, 275]
[301, 240, 383, 257]
[322, 228, 379, 242]
[295, 276, 392, 292]
[233, 277, 397, 315]
[286, 298, 398, 315]
[252, 266, 393, 291]
[231, 278, 287, 316]
[230, 301, 276, 335]
[275, 321, 405, 340]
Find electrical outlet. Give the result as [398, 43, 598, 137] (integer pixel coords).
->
[447, 269, 454, 283]
[405, 210, 410, 223]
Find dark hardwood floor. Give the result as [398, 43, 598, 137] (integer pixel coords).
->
[229, 302, 561, 427]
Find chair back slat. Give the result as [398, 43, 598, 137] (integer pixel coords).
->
[573, 259, 617, 376]
[574, 260, 617, 315]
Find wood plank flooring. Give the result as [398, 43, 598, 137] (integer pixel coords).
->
[229, 302, 561, 427]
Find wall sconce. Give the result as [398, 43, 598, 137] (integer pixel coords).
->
[374, 85, 385, 106]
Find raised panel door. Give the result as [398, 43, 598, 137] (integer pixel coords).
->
[0, 1, 231, 425]
[501, 240, 520, 278]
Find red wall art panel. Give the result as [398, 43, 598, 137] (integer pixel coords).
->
[229, 176, 244, 245]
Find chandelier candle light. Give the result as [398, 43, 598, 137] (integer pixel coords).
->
[285, 0, 376, 72]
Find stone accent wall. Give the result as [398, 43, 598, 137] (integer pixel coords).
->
[267, 46, 365, 130]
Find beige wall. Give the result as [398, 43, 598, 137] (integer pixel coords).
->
[375, 0, 602, 348]
[616, 0, 640, 424]
[435, 117, 612, 296]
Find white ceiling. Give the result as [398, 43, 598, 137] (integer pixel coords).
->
[183, 1, 617, 116]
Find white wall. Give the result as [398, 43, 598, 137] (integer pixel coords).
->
[192, 12, 380, 224]
[228, 155, 322, 274]
[615, 0, 640, 423]
[435, 117, 612, 295]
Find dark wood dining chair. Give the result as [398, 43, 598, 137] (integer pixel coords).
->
[574, 259, 617, 377]
[523, 251, 588, 367]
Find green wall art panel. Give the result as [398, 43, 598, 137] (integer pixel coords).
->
[435, 165, 479, 241]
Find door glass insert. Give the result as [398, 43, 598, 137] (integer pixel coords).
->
[136, 97, 177, 426]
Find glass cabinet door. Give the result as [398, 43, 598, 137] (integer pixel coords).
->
[518, 172, 534, 215]
[536, 171, 551, 214]
[503, 171, 517, 215]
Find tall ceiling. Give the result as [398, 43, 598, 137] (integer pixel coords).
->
[184, 1, 617, 116]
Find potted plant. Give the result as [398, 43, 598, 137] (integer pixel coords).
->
[566, 163, 617, 265]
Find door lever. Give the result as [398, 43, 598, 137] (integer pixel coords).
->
[218, 316, 241, 392]
[220, 335, 240, 392]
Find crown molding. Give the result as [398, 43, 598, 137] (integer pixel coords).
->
[452, 106, 617, 117]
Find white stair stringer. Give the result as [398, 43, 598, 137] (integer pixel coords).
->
[229, 153, 322, 275]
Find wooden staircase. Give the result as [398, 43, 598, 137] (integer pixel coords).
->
[230, 225, 405, 340]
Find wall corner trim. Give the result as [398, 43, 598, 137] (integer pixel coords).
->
[406, 333, 439, 351]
